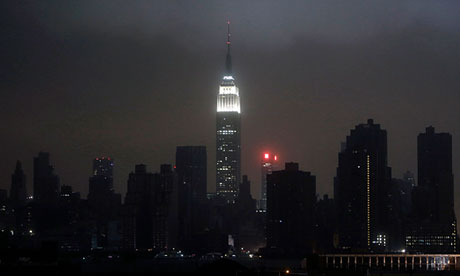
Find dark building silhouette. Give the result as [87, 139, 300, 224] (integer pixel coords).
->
[316, 194, 336, 253]
[216, 22, 241, 203]
[123, 164, 178, 251]
[175, 146, 207, 250]
[406, 126, 457, 253]
[33, 152, 60, 206]
[153, 164, 179, 250]
[10, 161, 27, 208]
[266, 162, 316, 257]
[335, 119, 392, 252]
[234, 175, 263, 252]
[87, 157, 121, 250]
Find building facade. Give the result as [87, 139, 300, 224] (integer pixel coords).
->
[335, 119, 392, 252]
[260, 153, 278, 210]
[266, 162, 316, 257]
[407, 126, 457, 253]
[175, 146, 207, 249]
[216, 22, 241, 203]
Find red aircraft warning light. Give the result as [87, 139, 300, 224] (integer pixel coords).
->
[264, 153, 270, 159]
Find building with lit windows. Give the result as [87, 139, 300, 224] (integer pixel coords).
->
[260, 153, 278, 210]
[216, 22, 241, 203]
[334, 119, 392, 252]
[407, 126, 457, 253]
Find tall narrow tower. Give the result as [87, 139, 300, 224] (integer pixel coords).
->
[216, 21, 241, 203]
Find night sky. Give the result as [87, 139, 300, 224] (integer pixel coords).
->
[1, 1, 460, 213]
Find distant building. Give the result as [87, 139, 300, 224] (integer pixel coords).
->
[88, 157, 119, 215]
[216, 22, 241, 203]
[266, 162, 316, 257]
[260, 153, 278, 210]
[335, 119, 392, 252]
[10, 161, 27, 208]
[175, 146, 207, 249]
[407, 126, 457, 253]
[123, 164, 178, 251]
[88, 157, 121, 250]
[33, 152, 60, 206]
[316, 194, 335, 253]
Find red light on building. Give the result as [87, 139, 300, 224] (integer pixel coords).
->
[274, 155, 278, 161]
[264, 153, 270, 159]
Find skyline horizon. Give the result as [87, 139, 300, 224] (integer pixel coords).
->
[1, 1, 459, 222]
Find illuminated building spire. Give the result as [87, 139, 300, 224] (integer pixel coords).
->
[225, 20, 232, 75]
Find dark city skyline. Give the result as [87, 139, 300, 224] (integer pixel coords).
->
[1, 1, 460, 218]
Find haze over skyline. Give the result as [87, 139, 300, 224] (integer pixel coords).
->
[1, 1, 460, 216]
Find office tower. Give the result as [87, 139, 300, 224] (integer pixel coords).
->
[175, 146, 207, 248]
[123, 164, 178, 251]
[260, 153, 278, 210]
[235, 175, 263, 252]
[88, 157, 121, 250]
[88, 157, 116, 213]
[216, 21, 241, 203]
[266, 163, 316, 257]
[335, 119, 392, 252]
[153, 164, 179, 250]
[316, 194, 336, 252]
[10, 161, 27, 208]
[407, 126, 456, 253]
[33, 152, 60, 206]
[123, 164, 154, 250]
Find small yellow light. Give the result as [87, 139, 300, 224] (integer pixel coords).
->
[285, 269, 290, 274]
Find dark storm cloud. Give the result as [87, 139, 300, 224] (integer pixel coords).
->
[1, 1, 460, 216]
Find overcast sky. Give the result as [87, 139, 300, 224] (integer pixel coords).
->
[1, 0, 460, 213]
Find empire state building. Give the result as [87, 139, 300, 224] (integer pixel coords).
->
[216, 21, 241, 203]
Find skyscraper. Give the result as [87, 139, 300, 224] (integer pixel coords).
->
[335, 119, 392, 252]
[10, 161, 27, 208]
[88, 157, 115, 209]
[260, 153, 278, 210]
[266, 162, 316, 257]
[33, 152, 60, 206]
[88, 157, 121, 250]
[175, 146, 207, 248]
[216, 21, 241, 204]
[407, 126, 456, 253]
[123, 164, 179, 251]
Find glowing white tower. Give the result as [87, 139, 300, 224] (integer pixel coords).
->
[216, 21, 241, 203]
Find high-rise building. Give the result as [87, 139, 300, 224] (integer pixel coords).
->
[123, 164, 178, 251]
[88, 157, 121, 250]
[10, 161, 27, 208]
[216, 21, 241, 204]
[175, 146, 207, 248]
[407, 126, 456, 253]
[266, 162, 316, 257]
[335, 119, 392, 252]
[260, 153, 278, 210]
[88, 157, 117, 213]
[33, 152, 60, 206]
